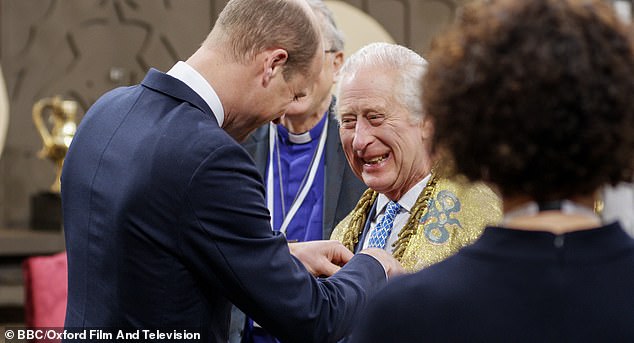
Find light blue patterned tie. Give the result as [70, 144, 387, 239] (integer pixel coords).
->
[367, 201, 401, 249]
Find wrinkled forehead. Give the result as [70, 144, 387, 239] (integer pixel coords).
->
[336, 69, 398, 112]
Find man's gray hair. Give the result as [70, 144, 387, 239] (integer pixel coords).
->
[336, 42, 427, 120]
[306, 0, 345, 52]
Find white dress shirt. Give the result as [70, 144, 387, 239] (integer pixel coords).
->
[166, 61, 225, 127]
[602, 182, 634, 236]
[362, 174, 432, 253]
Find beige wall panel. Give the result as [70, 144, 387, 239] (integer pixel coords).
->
[365, 0, 407, 45]
[326, 1, 395, 57]
[409, 1, 455, 54]
[344, 0, 364, 7]
[334, 0, 462, 54]
[0, 0, 213, 228]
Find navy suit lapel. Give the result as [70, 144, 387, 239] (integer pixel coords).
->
[141, 68, 217, 125]
[355, 200, 378, 253]
[242, 125, 269, 178]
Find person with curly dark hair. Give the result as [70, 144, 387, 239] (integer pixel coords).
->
[351, 0, 634, 341]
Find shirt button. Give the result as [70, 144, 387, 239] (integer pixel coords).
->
[554, 235, 565, 248]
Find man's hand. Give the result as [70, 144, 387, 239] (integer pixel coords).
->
[359, 248, 406, 278]
[289, 240, 354, 277]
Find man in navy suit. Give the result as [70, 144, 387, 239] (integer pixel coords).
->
[239, 1, 367, 341]
[61, 0, 403, 342]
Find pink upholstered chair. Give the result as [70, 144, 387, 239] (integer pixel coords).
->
[23, 252, 68, 331]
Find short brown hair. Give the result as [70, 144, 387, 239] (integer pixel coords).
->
[212, 0, 320, 80]
[424, 0, 634, 201]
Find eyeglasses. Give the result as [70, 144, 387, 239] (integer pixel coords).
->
[324, 49, 339, 54]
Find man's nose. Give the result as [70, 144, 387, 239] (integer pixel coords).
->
[352, 119, 373, 152]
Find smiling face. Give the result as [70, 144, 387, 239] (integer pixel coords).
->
[337, 68, 433, 200]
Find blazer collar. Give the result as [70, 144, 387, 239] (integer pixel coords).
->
[141, 68, 217, 125]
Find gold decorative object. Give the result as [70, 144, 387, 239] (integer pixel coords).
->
[33, 96, 78, 193]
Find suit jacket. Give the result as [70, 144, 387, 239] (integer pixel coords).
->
[61, 69, 386, 343]
[351, 222, 634, 342]
[242, 98, 367, 239]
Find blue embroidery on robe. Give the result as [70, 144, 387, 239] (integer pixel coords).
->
[420, 190, 462, 244]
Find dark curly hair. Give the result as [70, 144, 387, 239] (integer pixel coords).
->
[423, 0, 634, 201]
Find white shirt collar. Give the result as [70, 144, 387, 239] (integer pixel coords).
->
[166, 61, 224, 127]
[375, 174, 432, 218]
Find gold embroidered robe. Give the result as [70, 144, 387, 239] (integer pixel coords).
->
[330, 176, 502, 272]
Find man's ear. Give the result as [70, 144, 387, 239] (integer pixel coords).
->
[262, 48, 289, 86]
[420, 116, 434, 140]
[332, 51, 345, 84]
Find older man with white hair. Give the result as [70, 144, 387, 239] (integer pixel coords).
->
[331, 42, 501, 271]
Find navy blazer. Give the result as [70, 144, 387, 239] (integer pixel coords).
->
[61, 69, 386, 342]
[351, 222, 634, 342]
[242, 98, 367, 239]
